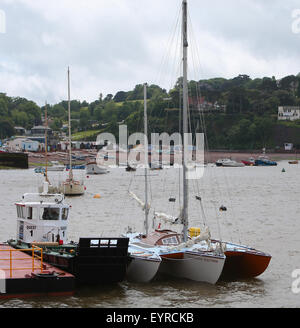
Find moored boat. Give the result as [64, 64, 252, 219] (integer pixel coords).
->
[211, 240, 272, 280]
[124, 2, 226, 284]
[8, 186, 129, 285]
[59, 68, 85, 196]
[241, 157, 256, 166]
[255, 155, 277, 166]
[217, 158, 245, 167]
[86, 162, 109, 175]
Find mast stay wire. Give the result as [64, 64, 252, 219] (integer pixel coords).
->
[187, 11, 243, 244]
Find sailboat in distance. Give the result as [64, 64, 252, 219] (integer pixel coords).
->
[59, 67, 85, 196]
[38, 102, 60, 194]
[125, 1, 226, 284]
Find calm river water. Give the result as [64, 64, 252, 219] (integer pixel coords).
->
[0, 161, 299, 308]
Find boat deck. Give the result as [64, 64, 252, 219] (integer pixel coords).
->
[0, 243, 75, 299]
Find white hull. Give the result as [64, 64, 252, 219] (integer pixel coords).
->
[47, 166, 65, 172]
[60, 182, 85, 196]
[38, 185, 60, 194]
[159, 252, 225, 284]
[222, 163, 245, 167]
[126, 256, 161, 283]
[86, 164, 109, 175]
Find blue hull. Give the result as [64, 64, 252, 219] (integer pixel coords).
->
[255, 160, 277, 166]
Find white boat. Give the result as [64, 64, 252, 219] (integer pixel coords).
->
[59, 68, 85, 196]
[126, 244, 161, 283]
[86, 162, 109, 175]
[221, 159, 245, 167]
[124, 3, 225, 284]
[48, 161, 65, 172]
[216, 158, 245, 167]
[38, 104, 61, 194]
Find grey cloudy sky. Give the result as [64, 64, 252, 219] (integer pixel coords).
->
[0, 0, 300, 106]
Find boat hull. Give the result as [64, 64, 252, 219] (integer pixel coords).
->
[8, 237, 130, 284]
[86, 164, 109, 175]
[60, 183, 85, 196]
[159, 252, 225, 284]
[220, 250, 272, 280]
[255, 160, 277, 166]
[126, 256, 161, 283]
[241, 161, 256, 166]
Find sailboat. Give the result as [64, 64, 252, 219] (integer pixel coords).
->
[38, 102, 60, 194]
[59, 68, 85, 196]
[125, 1, 226, 284]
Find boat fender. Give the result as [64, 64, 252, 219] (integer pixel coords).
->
[220, 206, 227, 212]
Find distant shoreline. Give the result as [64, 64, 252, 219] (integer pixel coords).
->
[204, 151, 298, 163]
[0, 149, 297, 169]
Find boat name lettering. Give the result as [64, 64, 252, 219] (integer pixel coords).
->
[26, 226, 36, 230]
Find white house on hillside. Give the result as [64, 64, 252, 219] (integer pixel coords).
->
[7, 138, 41, 152]
[278, 106, 300, 121]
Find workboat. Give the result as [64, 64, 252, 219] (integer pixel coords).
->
[8, 184, 129, 284]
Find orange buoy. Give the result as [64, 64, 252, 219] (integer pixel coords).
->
[93, 194, 101, 199]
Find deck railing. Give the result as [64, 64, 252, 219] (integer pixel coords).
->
[0, 247, 43, 278]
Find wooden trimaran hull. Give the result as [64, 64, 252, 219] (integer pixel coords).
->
[221, 251, 271, 280]
[211, 240, 271, 280]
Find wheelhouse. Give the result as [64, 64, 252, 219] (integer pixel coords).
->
[15, 193, 70, 245]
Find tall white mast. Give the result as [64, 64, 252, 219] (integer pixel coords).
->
[44, 101, 50, 184]
[182, 0, 189, 242]
[67, 67, 73, 181]
[144, 83, 149, 235]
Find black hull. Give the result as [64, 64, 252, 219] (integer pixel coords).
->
[8, 237, 129, 285]
[0, 152, 28, 169]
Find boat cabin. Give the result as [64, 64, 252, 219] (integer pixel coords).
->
[15, 193, 70, 245]
[141, 230, 182, 246]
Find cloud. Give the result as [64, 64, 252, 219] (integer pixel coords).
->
[0, 0, 299, 106]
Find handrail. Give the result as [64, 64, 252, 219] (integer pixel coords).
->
[0, 247, 43, 278]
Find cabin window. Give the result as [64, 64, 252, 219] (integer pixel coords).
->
[61, 208, 69, 220]
[16, 205, 25, 219]
[27, 207, 33, 220]
[161, 236, 178, 246]
[42, 208, 60, 221]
